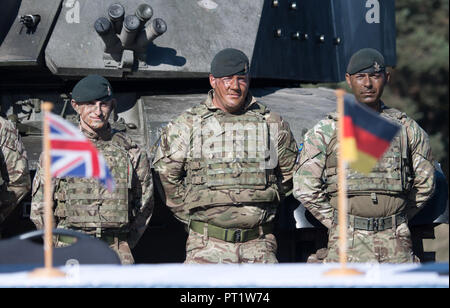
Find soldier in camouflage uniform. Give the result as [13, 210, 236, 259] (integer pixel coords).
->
[293, 48, 436, 263]
[30, 75, 153, 264]
[0, 116, 31, 236]
[153, 48, 298, 263]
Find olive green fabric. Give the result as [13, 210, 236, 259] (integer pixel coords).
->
[71, 74, 113, 102]
[210, 48, 249, 77]
[58, 233, 127, 246]
[332, 211, 407, 232]
[346, 48, 385, 74]
[189, 220, 273, 243]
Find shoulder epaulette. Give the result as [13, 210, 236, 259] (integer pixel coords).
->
[111, 131, 137, 150]
[250, 101, 269, 115]
[382, 106, 407, 121]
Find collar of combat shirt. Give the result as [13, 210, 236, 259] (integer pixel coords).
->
[79, 123, 113, 141]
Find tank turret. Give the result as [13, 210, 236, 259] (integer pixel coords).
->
[1, 0, 446, 263]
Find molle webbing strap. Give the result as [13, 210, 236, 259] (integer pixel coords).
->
[325, 120, 404, 194]
[58, 135, 131, 228]
[67, 214, 128, 223]
[333, 211, 407, 232]
[189, 220, 273, 243]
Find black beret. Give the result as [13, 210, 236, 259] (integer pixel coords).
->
[210, 48, 249, 78]
[72, 75, 113, 102]
[347, 48, 386, 75]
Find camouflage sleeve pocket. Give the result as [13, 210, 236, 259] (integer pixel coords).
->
[298, 145, 322, 167]
[152, 128, 168, 165]
[31, 172, 42, 198]
[3, 130, 18, 152]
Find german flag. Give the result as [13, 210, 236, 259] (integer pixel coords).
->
[342, 94, 400, 174]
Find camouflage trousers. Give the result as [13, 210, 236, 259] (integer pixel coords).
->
[318, 222, 417, 263]
[184, 229, 278, 264]
[55, 233, 134, 265]
[107, 237, 134, 265]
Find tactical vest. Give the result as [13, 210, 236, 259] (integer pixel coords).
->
[54, 132, 132, 229]
[184, 103, 280, 210]
[325, 107, 413, 196]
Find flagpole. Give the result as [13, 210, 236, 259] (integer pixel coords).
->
[29, 102, 65, 278]
[324, 90, 363, 277]
[337, 89, 348, 266]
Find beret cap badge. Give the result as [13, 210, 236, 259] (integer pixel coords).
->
[373, 61, 381, 73]
[346, 48, 386, 75]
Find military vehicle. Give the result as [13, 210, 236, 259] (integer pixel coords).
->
[0, 0, 447, 263]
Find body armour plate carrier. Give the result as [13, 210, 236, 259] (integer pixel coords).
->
[325, 108, 413, 196]
[184, 103, 280, 210]
[54, 133, 131, 229]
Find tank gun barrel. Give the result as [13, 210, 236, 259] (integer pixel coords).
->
[94, 17, 121, 53]
[136, 18, 167, 49]
[119, 15, 140, 48]
[108, 3, 125, 34]
[135, 4, 153, 32]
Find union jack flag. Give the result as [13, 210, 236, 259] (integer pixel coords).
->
[46, 112, 115, 192]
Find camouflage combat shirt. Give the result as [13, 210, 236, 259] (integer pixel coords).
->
[30, 124, 154, 248]
[0, 116, 31, 225]
[153, 90, 298, 229]
[293, 102, 435, 228]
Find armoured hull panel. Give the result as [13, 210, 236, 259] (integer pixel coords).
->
[43, 0, 396, 82]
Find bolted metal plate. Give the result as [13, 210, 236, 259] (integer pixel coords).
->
[251, 0, 396, 82]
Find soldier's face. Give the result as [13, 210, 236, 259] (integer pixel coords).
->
[346, 72, 390, 107]
[72, 99, 114, 131]
[209, 74, 250, 113]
